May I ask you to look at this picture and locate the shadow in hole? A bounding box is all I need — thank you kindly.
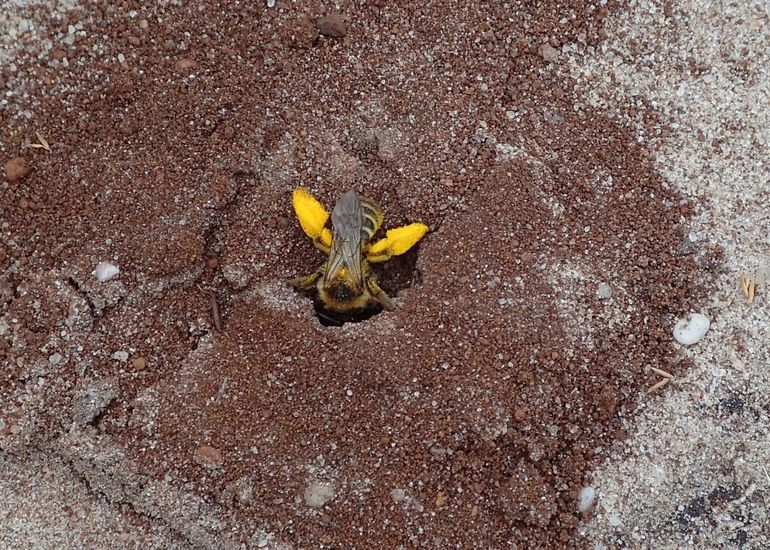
[375,245,423,296]
[314,301,383,327]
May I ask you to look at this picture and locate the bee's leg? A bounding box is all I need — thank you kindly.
[290,269,322,290]
[367,278,394,310]
[312,236,331,255]
[365,252,392,264]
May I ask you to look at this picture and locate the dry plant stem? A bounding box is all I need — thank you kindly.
[648,366,674,379]
[29,131,50,151]
[646,378,670,394]
[740,274,755,304]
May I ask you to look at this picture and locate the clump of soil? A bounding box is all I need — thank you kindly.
[1,1,708,547]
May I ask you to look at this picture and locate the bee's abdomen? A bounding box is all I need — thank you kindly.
[318,279,372,313]
[328,281,356,302]
[360,199,384,242]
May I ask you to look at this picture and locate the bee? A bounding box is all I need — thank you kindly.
[290,187,428,319]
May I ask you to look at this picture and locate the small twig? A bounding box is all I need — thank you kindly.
[649,365,674,379]
[646,378,670,394]
[210,291,222,332]
[196,284,223,332]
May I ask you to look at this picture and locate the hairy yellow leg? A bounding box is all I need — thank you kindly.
[367,278,394,310]
[290,270,322,290]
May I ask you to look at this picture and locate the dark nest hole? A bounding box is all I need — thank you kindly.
[313,245,423,328]
[313,301,383,327]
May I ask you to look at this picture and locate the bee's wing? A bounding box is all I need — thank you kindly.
[324,191,365,291]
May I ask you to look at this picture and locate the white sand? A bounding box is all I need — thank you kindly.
[566,1,770,547]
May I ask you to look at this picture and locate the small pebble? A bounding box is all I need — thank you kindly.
[49,352,63,365]
[131,356,147,370]
[672,313,710,345]
[539,43,559,62]
[597,282,613,299]
[578,486,596,512]
[175,58,197,71]
[194,445,224,469]
[429,445,447,459]
[315,14,347,37]
[304,481,335,507]
[72,381,116,425]
[94,261,120,282]
[5,157,31,182]
[112,350,129,362]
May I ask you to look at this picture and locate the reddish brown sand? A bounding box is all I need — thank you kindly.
[1,1,714,547]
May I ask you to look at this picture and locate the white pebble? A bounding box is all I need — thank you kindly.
[93,261,120,282]
[577,486,596,512]
[597,282,613,298]
[303,481,335,508]
[117,53,125,63]
[608,513,622,527]
[672,313,710,345]
[49,353,63,365]
[112,350,129,362]
[711,366,726,377]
